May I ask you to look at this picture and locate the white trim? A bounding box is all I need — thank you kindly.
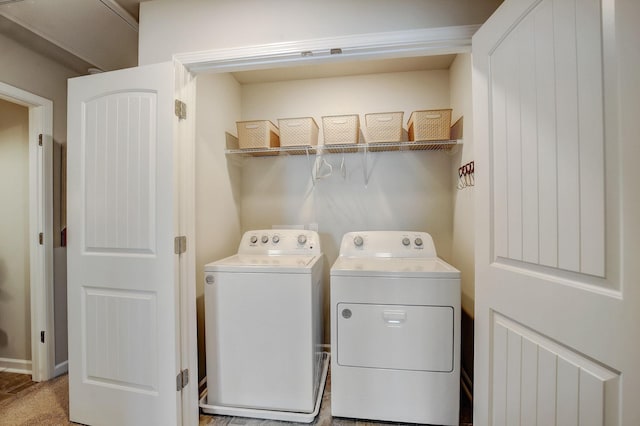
[0,358,33,375]
[97,0,139,32]
[176,25,480,74]
[0,81,55,383]
[175,60,198,426]
[54,360,69,377]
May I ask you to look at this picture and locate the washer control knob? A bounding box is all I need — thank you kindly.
[205,275,214,285]
[402,237,411,246]
[250,235,258,244]
[297,234,307,245]
[414,237,423,247]
[272,235,280,244]
[261,235,269,244]
[353,235,364,247]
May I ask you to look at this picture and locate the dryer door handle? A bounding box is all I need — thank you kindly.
[382,310,407,325]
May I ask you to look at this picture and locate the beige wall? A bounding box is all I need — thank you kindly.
[0,98,31,364]
[0,32,79,145]
[449,53,475,316]
[195,73,243,379]
[239,69,454,263]
[139,0,503,65]
[0,31,79,366]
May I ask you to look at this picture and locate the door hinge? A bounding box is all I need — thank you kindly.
[174,236,187,254]
[38,232,43,245]
[176,368,189,391]
[38,134,43,146]
[174,99,187,120]
[40,331,45,343]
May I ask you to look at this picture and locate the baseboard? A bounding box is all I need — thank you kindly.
[54,360,68,377]
[0,357,32,374]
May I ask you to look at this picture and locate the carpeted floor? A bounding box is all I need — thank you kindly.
[0,372,70,426]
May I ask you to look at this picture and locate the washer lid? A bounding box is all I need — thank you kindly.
[205,254,320,274]
[330,256,460,278]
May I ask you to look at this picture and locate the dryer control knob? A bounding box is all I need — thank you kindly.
[354,235,364,247]
[272,235,280,244]
[205,275,214,285]
[261,235,269,244]
[414,237,423,247]
[297,234,307,245]
[250,235,258,244]
[402,237,411,246]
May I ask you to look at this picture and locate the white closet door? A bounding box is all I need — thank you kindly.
[67,62,181,425]
[473,0,640,424]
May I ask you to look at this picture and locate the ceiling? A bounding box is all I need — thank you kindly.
[0,0,457,80]
[0,0,141,73]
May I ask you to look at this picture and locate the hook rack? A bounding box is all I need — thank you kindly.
[457,161,474,190]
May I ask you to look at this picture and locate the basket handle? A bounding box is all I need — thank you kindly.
[424,113,442,119]
[286,122,302,127]
[244,124,259,129]
[331,119,348,124]
[375,116,393,122]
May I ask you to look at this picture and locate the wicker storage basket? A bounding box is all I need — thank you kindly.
[365,112,404,143]
[322,114,360,145]
[407,109,452,141]
[278,117,319,147]
[236,120,280,149]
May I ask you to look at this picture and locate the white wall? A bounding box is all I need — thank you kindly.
[195,73,243,378]
[0,98,31,367]
[449,53,475,316]
[139,0,503,65]
[236,69,454,340]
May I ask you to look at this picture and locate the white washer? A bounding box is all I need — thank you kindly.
[201,229,326,422]
[330,231,460,425]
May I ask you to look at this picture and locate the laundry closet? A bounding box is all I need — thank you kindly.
[65,2,495,423]
[193,53,473,346]
[65,1,640,424]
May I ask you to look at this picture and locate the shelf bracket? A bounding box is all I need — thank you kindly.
[305,147,315,186]
[363,143,369,187]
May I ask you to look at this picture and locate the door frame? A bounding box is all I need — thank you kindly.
[171,25,478,425]
[0,81,54,382]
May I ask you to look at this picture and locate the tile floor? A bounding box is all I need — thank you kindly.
[199,372,472,426]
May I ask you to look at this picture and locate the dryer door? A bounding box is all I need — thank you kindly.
[336,303,454,372]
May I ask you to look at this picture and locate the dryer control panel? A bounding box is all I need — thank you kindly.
[338,231,437,258]
[238,229,321,256]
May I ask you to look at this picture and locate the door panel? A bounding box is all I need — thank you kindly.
[474,0,639,424]
[68,62,180,425]
[84,287,157,391]
[84,92,156,253]
[488,0,605,277]
[491,314,618,426]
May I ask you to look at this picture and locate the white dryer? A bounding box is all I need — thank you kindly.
[201,229,326,423]
[330,231,460,425]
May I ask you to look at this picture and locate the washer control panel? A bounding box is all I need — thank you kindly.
[340,231,437,258]
[238,229,321,255]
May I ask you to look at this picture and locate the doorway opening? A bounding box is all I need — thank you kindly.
[0,81,55,382]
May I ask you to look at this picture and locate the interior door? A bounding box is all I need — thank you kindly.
[473,0,640,425]
[67,62,182,425]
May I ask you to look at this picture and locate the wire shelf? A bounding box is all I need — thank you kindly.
[225,140,462,157]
